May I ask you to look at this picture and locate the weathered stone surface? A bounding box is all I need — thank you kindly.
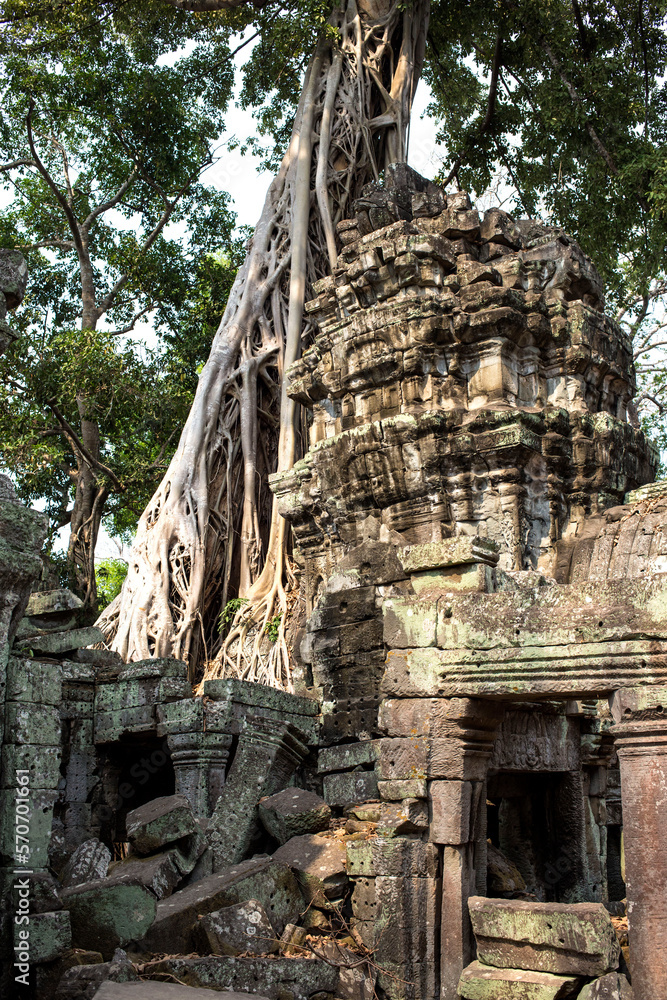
[140,956,339,1000]
[26,588,83,616]
[54,950,138,1000]
[126,794,196,854]
[346,836,440,877]
[200,899,278,956]
[140,856,302,953]
[20,908,72,962]
[458,961,581,999]
[576,973,633,999]
[429,780,472,844]
[468,897,621,976]
[25,870,62,912]
[487,843,527,897]
[93,986,270,1000]
[106,851,183,900]
[272,833,347,906]
[60,880,157,958]
[322,769,379,806]
[377,798,428,835]
[61,839,112,888]
[13,625,104,655]
[258,787,331,843]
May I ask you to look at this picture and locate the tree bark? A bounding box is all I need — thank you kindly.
[101,0,430,685]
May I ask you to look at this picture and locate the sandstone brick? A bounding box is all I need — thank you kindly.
[60,880,157,958]
[258,787,331,843]
[272,833,347,906]
[126,794,196,854]
[140,856,301,954]
[200,899,278,956]
[429,780,472,844]
[468,897,621,976]
[457,960,582,999]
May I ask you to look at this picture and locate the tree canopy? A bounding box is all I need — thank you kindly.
[2,0,667,676]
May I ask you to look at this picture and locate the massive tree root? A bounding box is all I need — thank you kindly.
[98,0,430,688]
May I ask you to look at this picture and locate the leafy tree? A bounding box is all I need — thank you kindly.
[3,0,667,687]
[0,0,240,605]
[96,556,129,607]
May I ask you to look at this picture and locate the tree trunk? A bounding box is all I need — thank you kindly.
[99,0,430,684]
[67,255,104,609]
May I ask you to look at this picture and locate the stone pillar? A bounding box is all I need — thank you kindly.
[429,702,501,1000]
[378,695,502,1000]
[208,715,309,869]
[610,686,667,1000]
[167,732,232,817]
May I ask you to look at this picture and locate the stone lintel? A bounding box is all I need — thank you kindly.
[397,538,499,574]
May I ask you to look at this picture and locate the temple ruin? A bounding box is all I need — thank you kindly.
[2,166,667,1000]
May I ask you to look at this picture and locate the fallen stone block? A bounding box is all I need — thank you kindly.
[125,794,196,854]
[94,987,270,1000]
[106,851,183,900]
[27,870,62,912]
[13,625,104,656]
[60,880,157,958]
[318,942,376,1000]
[258,787,331,843]
[34,949,104,998]
[54,949,138,1000]
[19,908,71,962]
[272,833,348,907]
[61,839,112,888]
[141,956,339,1000]
[279,922,307,954]
[576,973,633,999]
[140,856,302,954]
[487,843,527,897]
[468,897,621,977]
[458,961,582,998]
[200,898,278,956]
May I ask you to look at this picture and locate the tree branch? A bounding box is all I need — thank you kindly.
[25,99,86,255]
[82,165,140,231]
[540,37,650,212]
[443,30,502,187]
[46,397,125,493]
[0,158,37,171]
[161,0,271,10]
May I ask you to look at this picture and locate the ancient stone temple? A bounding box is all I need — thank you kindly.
[1,171,667,1000]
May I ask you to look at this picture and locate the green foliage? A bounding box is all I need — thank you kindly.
[264,612,282,643]
[425,0,667,313]
[0,0,243,592]
[95,557,128,606]
[218,596,248,633]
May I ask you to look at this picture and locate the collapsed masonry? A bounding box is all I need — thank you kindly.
[1,169,667,1000]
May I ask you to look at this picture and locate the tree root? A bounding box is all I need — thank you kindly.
[99,0,430,688]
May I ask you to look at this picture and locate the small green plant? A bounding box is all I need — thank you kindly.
[218,597,248,633]
[96,558,129,608]
[264,613,282,643]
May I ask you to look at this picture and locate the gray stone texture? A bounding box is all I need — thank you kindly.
[199,898,278,955]
[61,839,112,888]
[258,787,331,843]
[126,794,197,854]
[140,856,302,954]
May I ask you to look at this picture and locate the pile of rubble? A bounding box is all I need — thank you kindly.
[18,786,382,1000]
